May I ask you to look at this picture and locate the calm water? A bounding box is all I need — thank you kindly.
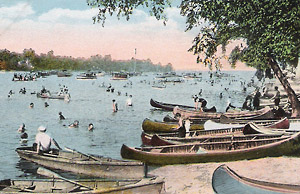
[0,71,256,179]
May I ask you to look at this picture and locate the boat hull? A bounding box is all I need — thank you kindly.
[212,164,300,194]
[0,177,164,194]
[121,132,300,165]
[16,147,144,179]
[142,118,204,133]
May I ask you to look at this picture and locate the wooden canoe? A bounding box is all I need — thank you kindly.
[150,98,195,111]
[0,177,164,194]
[144,132,283,147]
[243,122,296,135]
[16,147,144,179]
[121,132,300,165]
[212,164,300,194]
[174,106,275,120]
[142,118,204,133]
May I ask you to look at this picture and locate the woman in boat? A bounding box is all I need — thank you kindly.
[34,126,61,153]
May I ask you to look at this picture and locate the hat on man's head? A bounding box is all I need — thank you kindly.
[38,126,46,132]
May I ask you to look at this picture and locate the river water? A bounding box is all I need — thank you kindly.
[0,70,257,179]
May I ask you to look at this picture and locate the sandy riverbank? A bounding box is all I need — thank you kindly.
[151,156,300,194]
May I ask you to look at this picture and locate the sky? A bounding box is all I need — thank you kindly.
[0,0,253,71]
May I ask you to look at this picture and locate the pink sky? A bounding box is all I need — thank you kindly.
[0,3,254,71]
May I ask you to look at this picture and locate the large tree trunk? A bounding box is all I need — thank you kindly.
[269,58,300,117]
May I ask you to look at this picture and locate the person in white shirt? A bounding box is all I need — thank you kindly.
[184,119,191,137]
[35,126,61,153]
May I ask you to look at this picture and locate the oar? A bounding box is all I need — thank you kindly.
[64,147,103,161]
[37,167,92,190]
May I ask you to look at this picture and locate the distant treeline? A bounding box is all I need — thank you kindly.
[0,48,173,72]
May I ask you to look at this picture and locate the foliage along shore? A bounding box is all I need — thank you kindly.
[0,48,173,72]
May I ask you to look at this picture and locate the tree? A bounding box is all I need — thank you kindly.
[88,0,300,117]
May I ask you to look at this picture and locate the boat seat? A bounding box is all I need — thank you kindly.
[150,149,162,153]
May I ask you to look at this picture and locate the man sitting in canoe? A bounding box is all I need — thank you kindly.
[34,126,61,154]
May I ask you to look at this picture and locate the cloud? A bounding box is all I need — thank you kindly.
[38,8,97,23]
[0,2,35,19]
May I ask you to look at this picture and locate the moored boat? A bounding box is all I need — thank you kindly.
[111,72,128,80]
[174,106,275,120]
[76,72,97,80]
[143,132,283,147]
[0,177,164,194]
[16,147,145,179]
[121,132,300,165]
[142,118,204,133]
[150,98,195,111]
[212,164,300,194]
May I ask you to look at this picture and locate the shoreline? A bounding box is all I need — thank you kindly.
[151,156,300,194]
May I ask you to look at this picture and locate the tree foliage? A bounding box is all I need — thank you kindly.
[88,0,300,70]
[0,49,173,72]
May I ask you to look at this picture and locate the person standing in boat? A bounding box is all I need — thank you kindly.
[34,126,61,154]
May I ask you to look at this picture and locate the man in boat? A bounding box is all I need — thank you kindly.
[34,126,61,154]
[272,98,287,119]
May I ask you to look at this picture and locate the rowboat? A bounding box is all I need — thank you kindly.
[16,147,145,179]
[212,164,300,194]
[76,72,97,80]
[150,98,195,111]
[174,106,275,120]
[121,132,300,165]
[0,177,164,194]
[142,118,204,133]
[111,72,128,80]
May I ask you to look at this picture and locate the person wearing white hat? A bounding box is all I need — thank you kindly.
[35,126,61,153]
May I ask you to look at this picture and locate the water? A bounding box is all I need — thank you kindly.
[0,71,256,179]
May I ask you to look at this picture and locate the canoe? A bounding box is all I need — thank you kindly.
[174,106,275,120]
[212,164,300,194]
[150,98,195,111]
[121,132,300,165]
[16,147,145,179]
[142,118,204,133]
[144,132,283,147]
[243,122,297,135]
[0,177,164,194]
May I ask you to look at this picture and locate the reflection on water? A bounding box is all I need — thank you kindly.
[0,71,256,179]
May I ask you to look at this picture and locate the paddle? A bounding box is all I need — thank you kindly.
[64,147,103,162]
[37,167,92,190]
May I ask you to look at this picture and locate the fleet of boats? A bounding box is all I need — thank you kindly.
[8,71,300,193]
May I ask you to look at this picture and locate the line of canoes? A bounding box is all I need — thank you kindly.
[121,99,300,166]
